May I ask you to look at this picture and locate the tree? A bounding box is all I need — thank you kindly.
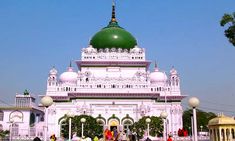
[61,115,103,139]
[220,12,235,46]
[182,109,216,135]
[130,116,163,139]
[0,130,9,139]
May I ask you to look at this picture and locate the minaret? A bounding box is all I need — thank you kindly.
[47,66,58,94]
[169,66,180,94]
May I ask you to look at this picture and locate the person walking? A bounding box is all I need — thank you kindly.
[167,135,173,141]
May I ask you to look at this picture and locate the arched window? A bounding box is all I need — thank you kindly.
[0,111,3,121]
[60,119,67,136]
[97,119,105,130]
[232,128,235,139]
[30,113,36,126]
[123,120,133,133]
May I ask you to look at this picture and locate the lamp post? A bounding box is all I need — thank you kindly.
[188,97,200,141]
[41,96,53,141]
[67,111,75,141]
[160,111,168,141]
[145,118,151,137]
[80,118,86,138]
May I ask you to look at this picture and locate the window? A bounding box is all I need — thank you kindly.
[11,123,19,136]
[97,119,105,129]
[0,111,3,121]
[30,113,35,126]
[123,120,132,133]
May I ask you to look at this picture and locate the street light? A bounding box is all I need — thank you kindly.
[67,111,75,141]
[188,97,200,141]
[41,96,53,141]
[80,118,86,138]
[200,125,203,132]
[145,118,151,137]
[160,111,168,141]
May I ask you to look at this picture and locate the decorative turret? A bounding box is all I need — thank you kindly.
[169,66,179,86]
[169,66,180,93]
[90,1,137,49]
[47,66,58,86]
[47,66,58,94]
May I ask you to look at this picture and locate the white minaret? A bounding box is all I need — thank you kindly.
[46,66,58,94]
[169,66,180,95]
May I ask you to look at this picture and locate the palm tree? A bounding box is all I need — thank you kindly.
[220,12,235,46]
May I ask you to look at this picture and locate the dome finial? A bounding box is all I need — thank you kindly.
[154,61,159,71]
[111,0,117,22]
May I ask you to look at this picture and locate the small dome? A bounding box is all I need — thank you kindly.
[170,67,178,75]
[149,66,167,83]
[60,67,78,83]
[49,67,57,75]
[208,114,235,126]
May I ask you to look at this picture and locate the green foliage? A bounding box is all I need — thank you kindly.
[61,115,103,139]
[23,89,29,95]
[130,116,163,139]
[0,130,9,138]
[183,109,216,134]
[220,12,235,46]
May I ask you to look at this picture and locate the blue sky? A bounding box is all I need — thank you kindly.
[0,0,235,116]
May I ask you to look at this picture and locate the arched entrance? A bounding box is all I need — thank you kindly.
[109,119,119,132]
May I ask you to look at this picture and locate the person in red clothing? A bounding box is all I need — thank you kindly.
[167,135,173,141]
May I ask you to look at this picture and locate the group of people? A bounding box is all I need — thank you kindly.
[104,128,136,141]
[33,134,57,141]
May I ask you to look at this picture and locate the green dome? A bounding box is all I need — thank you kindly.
[90,21,137,50]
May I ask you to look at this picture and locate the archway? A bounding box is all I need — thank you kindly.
[108,119,119,132]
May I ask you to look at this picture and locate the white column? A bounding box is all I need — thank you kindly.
[147,123,149,137]
[44,108,48,141]
[193,108,198,141]
[191,115,194,141]
[69,118,72,141]
[163,119,167,141]
[82,123,84,137]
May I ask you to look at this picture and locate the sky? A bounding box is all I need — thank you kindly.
[0,0,235,116]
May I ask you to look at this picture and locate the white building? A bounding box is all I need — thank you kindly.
[0,3,186,139]
[0,90,44,139]
[43,3,186,138]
